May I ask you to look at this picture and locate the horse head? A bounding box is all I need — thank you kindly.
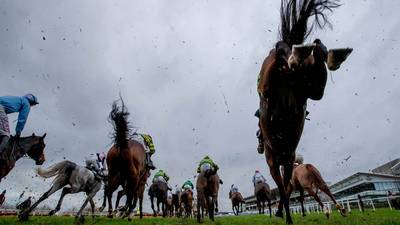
[26,133,46,165]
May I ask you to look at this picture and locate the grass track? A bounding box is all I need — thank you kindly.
[0,209,399,225]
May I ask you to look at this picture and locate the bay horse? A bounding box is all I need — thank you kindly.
[106,98,150,220]
[148,180,168,217]
[287,163,346,218]
[229,191,245,215]
[0,133,46,182]
[257,0,351,223]
[18,160,102,221]
[196,169,220,223]
[254,182,272,216]
[180,189,194,217]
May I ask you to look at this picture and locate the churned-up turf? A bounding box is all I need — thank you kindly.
[0,209,399,225]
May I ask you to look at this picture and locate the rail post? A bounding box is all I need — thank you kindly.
[370,199,375,211]
[387,197,392,210]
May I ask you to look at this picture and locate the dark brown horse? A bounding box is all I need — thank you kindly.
[0,134,46,182]
[196,171,220,223]
[257,0,350,223]
[287,163,346,218]
[180,189,194,217]
[254,182,272,216]
[149,180,168,217]
[106,99,149,220]
[229,191,245,215]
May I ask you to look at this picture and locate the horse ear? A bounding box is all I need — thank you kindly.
[32,133,36,137]
[41,133,47,139]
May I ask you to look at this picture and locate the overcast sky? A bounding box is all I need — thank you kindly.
[0,0,399,213]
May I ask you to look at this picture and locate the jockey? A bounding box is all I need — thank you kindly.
[85,152,107,177]
[252,170,266,186]
[181,180,194,191]
[197,156,219,174]
[230,184,239,193]
[153,169,172,190]
[0,94,39,153]
[135,133,156,170]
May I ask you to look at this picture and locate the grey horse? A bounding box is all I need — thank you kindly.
[18,160,102,221]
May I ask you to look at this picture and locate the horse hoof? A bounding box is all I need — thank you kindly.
[325,212,330,219]
[18,212,29,221]
[74,216,85,225]
[107,214,113,218]
[275,211,284,218]
[98,206,104,212]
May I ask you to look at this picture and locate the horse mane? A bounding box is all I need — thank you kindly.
[108,97,131,150]
[279,0,340,47]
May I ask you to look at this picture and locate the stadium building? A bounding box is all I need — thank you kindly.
[244,158,400,211]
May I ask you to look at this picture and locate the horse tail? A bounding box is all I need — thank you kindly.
[36,160,72,178]
[109,96,131,151]
[280,0,340,46]
[306,164,328,188]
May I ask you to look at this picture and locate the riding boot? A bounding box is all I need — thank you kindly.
[145,153,156,170]
[256,129,264,154]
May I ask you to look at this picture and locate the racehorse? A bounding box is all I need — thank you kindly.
[180,189,194,217]
[0,133,46,182]
[148,180,168,217]
[18,160,102,221]
[196,167,221,223]
[287,163,346,218]
[257,0,351,223]
[106,98,150,220]
[172,190,181,217]
[229,191,245,215]
[254,182,272,216]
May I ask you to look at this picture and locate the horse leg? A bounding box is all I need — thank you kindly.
[268,198,272,217]
[299,188,306,217]
[90,198,95,218]
[162,200,166,218]
[99,184,107,212]
[151,196,156,217]
[209,196,215,221]
[115,190,125,212]
[19,181,65,221]
[49,187,71,216]
[196,190,203,223]
[214,197,219,213]
[157,198,161,215]
[139,193,143,219]
[269,164,285,219]
[75,196,92,219]
[106,176,119,218]
[257,198,261,214]
[283,163,294,224]
[307,188,327,218]
[320,185,346,217]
